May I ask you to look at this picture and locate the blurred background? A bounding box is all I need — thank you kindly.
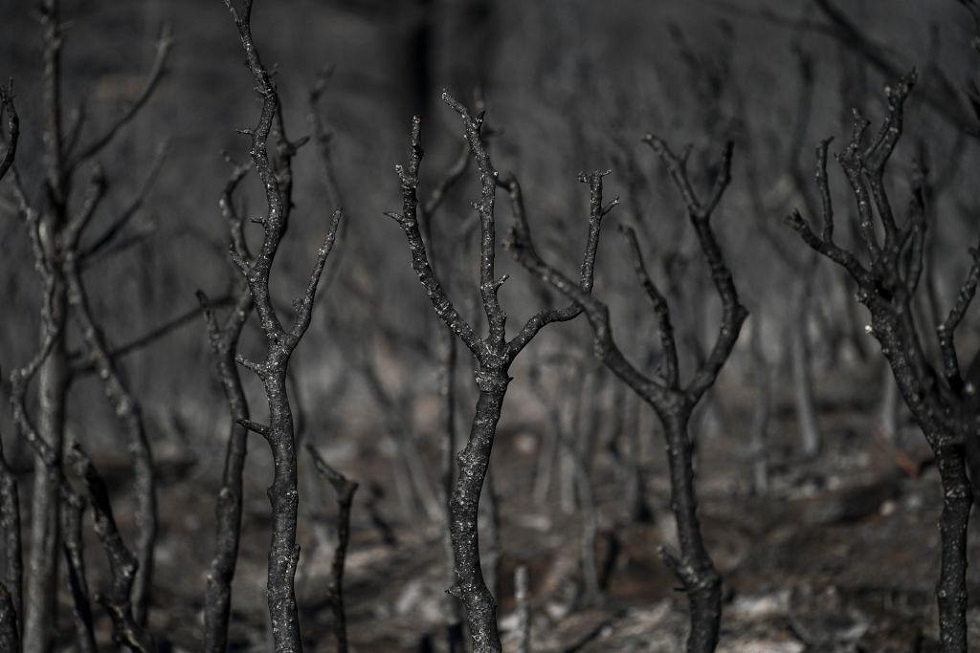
[2,1,980,649]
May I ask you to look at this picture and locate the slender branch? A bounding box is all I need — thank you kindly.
[423,137,471,218]
[66,442,154,653]
[442,92,507,346]
[939,244,980,393]
[10,326,60,470]
[287,210,343,344]
[0,429,21,643]
[61,165,108,249]
[62,490,97,653]
[63,250,157,626]
[199,157,254,651]
[389,116,480,355]
[503,171,616,358]
[620,225,679,386]
[0,584,19,653]
[80,143,168,262]
[70,296,234,374]
[0,83,19,181]
[224,0,288,341]
[69,27,173,168]
[307,445,359,653]
[643,137,747,402]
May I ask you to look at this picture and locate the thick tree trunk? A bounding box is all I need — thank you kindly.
[663,412,721,653]
[265,373,302,653]
[935,448,971,653]
[449,376,507,653]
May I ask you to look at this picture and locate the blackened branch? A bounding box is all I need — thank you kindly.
[199,155,254,653]
[80,143,168,262]
[307,444,359,653]
[504,171,614,357]
[67,442,154,653]
[620,224,679,386]
[423,137,471,217]
[903,176,927,296]
[0,584,18,653]
[62,165,108,249]
[62,249,157,626]
[508,198,669,410]
[0,420,22,642]
[642,136,746,401]
[389,116,480,355]
[62,490,97,653]
[69,26,173,169]
[224,0,288,340]
[10,325,60,469]
[785,140,874,288]
[0,84,18,180]
[70,296,235,375]
[939,244,980,392]
[442,92,507,345]
[288,209,342,343]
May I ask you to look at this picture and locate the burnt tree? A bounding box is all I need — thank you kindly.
[387,94,610,653]
[5,2,171,648]
[216,2,343,651]
[788,73,976,653]
[511,137,747,653]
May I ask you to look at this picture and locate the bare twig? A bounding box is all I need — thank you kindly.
[67,442,154,653]
[0,83,19,181]
[63,237,157,625]
[68,26,173,168]
[69,295,234,375]
[201,159,254,653]
[0,584,19,653]
[79,142,168,262]
[307,445,359,653]
[62,490,97,653]
[0,428,21,643]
